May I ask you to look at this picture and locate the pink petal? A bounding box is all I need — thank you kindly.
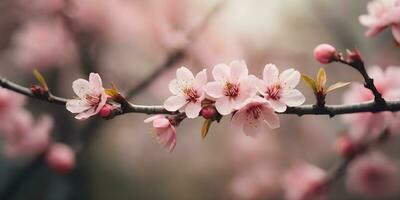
[229,60,248,83]
[194,69,207,89]
[205,81,224,98]
[89,73,103,93]
[212,63,230,82]
[156,126,176,153]
[243,118,263,137]
[255,78,268,96]
[75,107,96,120]
[231,109,246,132]
[184,102,202,118]
[392,24,400,43]
[359,15,377,27]
[269,100,287,113]
[153,117,170,128]
[176,66,194,83]
[163,95,187,111]
[94,93,108,114]
[168,79,182,95]
[279,68,300,89]
[215,96,235,115]
[72,79,90,99]
[281,89,306,107]
[66,99,90,113]
[144,115,164,123]
[263,64,279,85]
[261,106,280,129]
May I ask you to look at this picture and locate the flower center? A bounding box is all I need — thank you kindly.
[184,88,200,103]
[224,82,239,98]
[266,84,282,100]
[85,94,100,106]
[247,104,262,119]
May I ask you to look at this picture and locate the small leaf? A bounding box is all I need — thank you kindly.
[326,82,351,93]
[33,70,48,91]
[316,68,327,91]
[105,83,120,98]
[301,74,317,92]
[201,119,213,139]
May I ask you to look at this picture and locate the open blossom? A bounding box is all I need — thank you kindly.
[164,67,207,118]
[1,111,53,158]
[256,64,305,112]
[342,66,400,141]
[205,60,257,115]
[359,0,400,42]
[144,115,177,152]
[66,73,108,120]
[231,97,280,137]
[283,162,328,200]
[346,152,399,198]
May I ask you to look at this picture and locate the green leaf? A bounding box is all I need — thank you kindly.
[201,119,213,139]
[316,67,327,91]
[326,82,351,93]
[301,74,317,92]
[33,70,48,91]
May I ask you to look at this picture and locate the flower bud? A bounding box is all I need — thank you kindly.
[346,49,363,65]
[335,135,358,158]
[30,85,46,96]
[46,143,75,174]
[313,44,337,64]
[99,104,113,118]
[200,106,217,119]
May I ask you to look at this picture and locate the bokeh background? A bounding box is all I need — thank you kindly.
[0,0,400,199]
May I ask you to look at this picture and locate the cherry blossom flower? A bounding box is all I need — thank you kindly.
[66,73,108,120]
[0,88,26,121]
[1,111,53,158]
[283,162,328,200]
[346,152,399,198]
[164,67,207,118]
[144,115,177,152]
[359,0,400,42]
[342,66,400,141]
[256,64,305,112]
[12,20,77,70]
[205,60,257,115]
[231,97,280,137]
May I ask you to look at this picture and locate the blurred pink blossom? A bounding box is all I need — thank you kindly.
[342,66,400,141]
[231,97,280,137]
[256,64,305,112]
[46,143,76,174]
[205,60,257,115]
[346,152,399,198]
[144,115,177,153]
[12,20,77,70]
[1,111,53,159]
[66,73,108,120]
[231,163,281,200]
[163,67,207,118]
[0,88,25,121]
[359,0,400,42]
[283,162,328,200]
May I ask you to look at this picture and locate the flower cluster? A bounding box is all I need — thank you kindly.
[359,0,400,43]
[151,60,304,152]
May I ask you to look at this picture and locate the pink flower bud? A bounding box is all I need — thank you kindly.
[200,106,217,119]
[313,44,337,64]
[46,143,75,174]
[99,104,113,118]
[335,135,358,158]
